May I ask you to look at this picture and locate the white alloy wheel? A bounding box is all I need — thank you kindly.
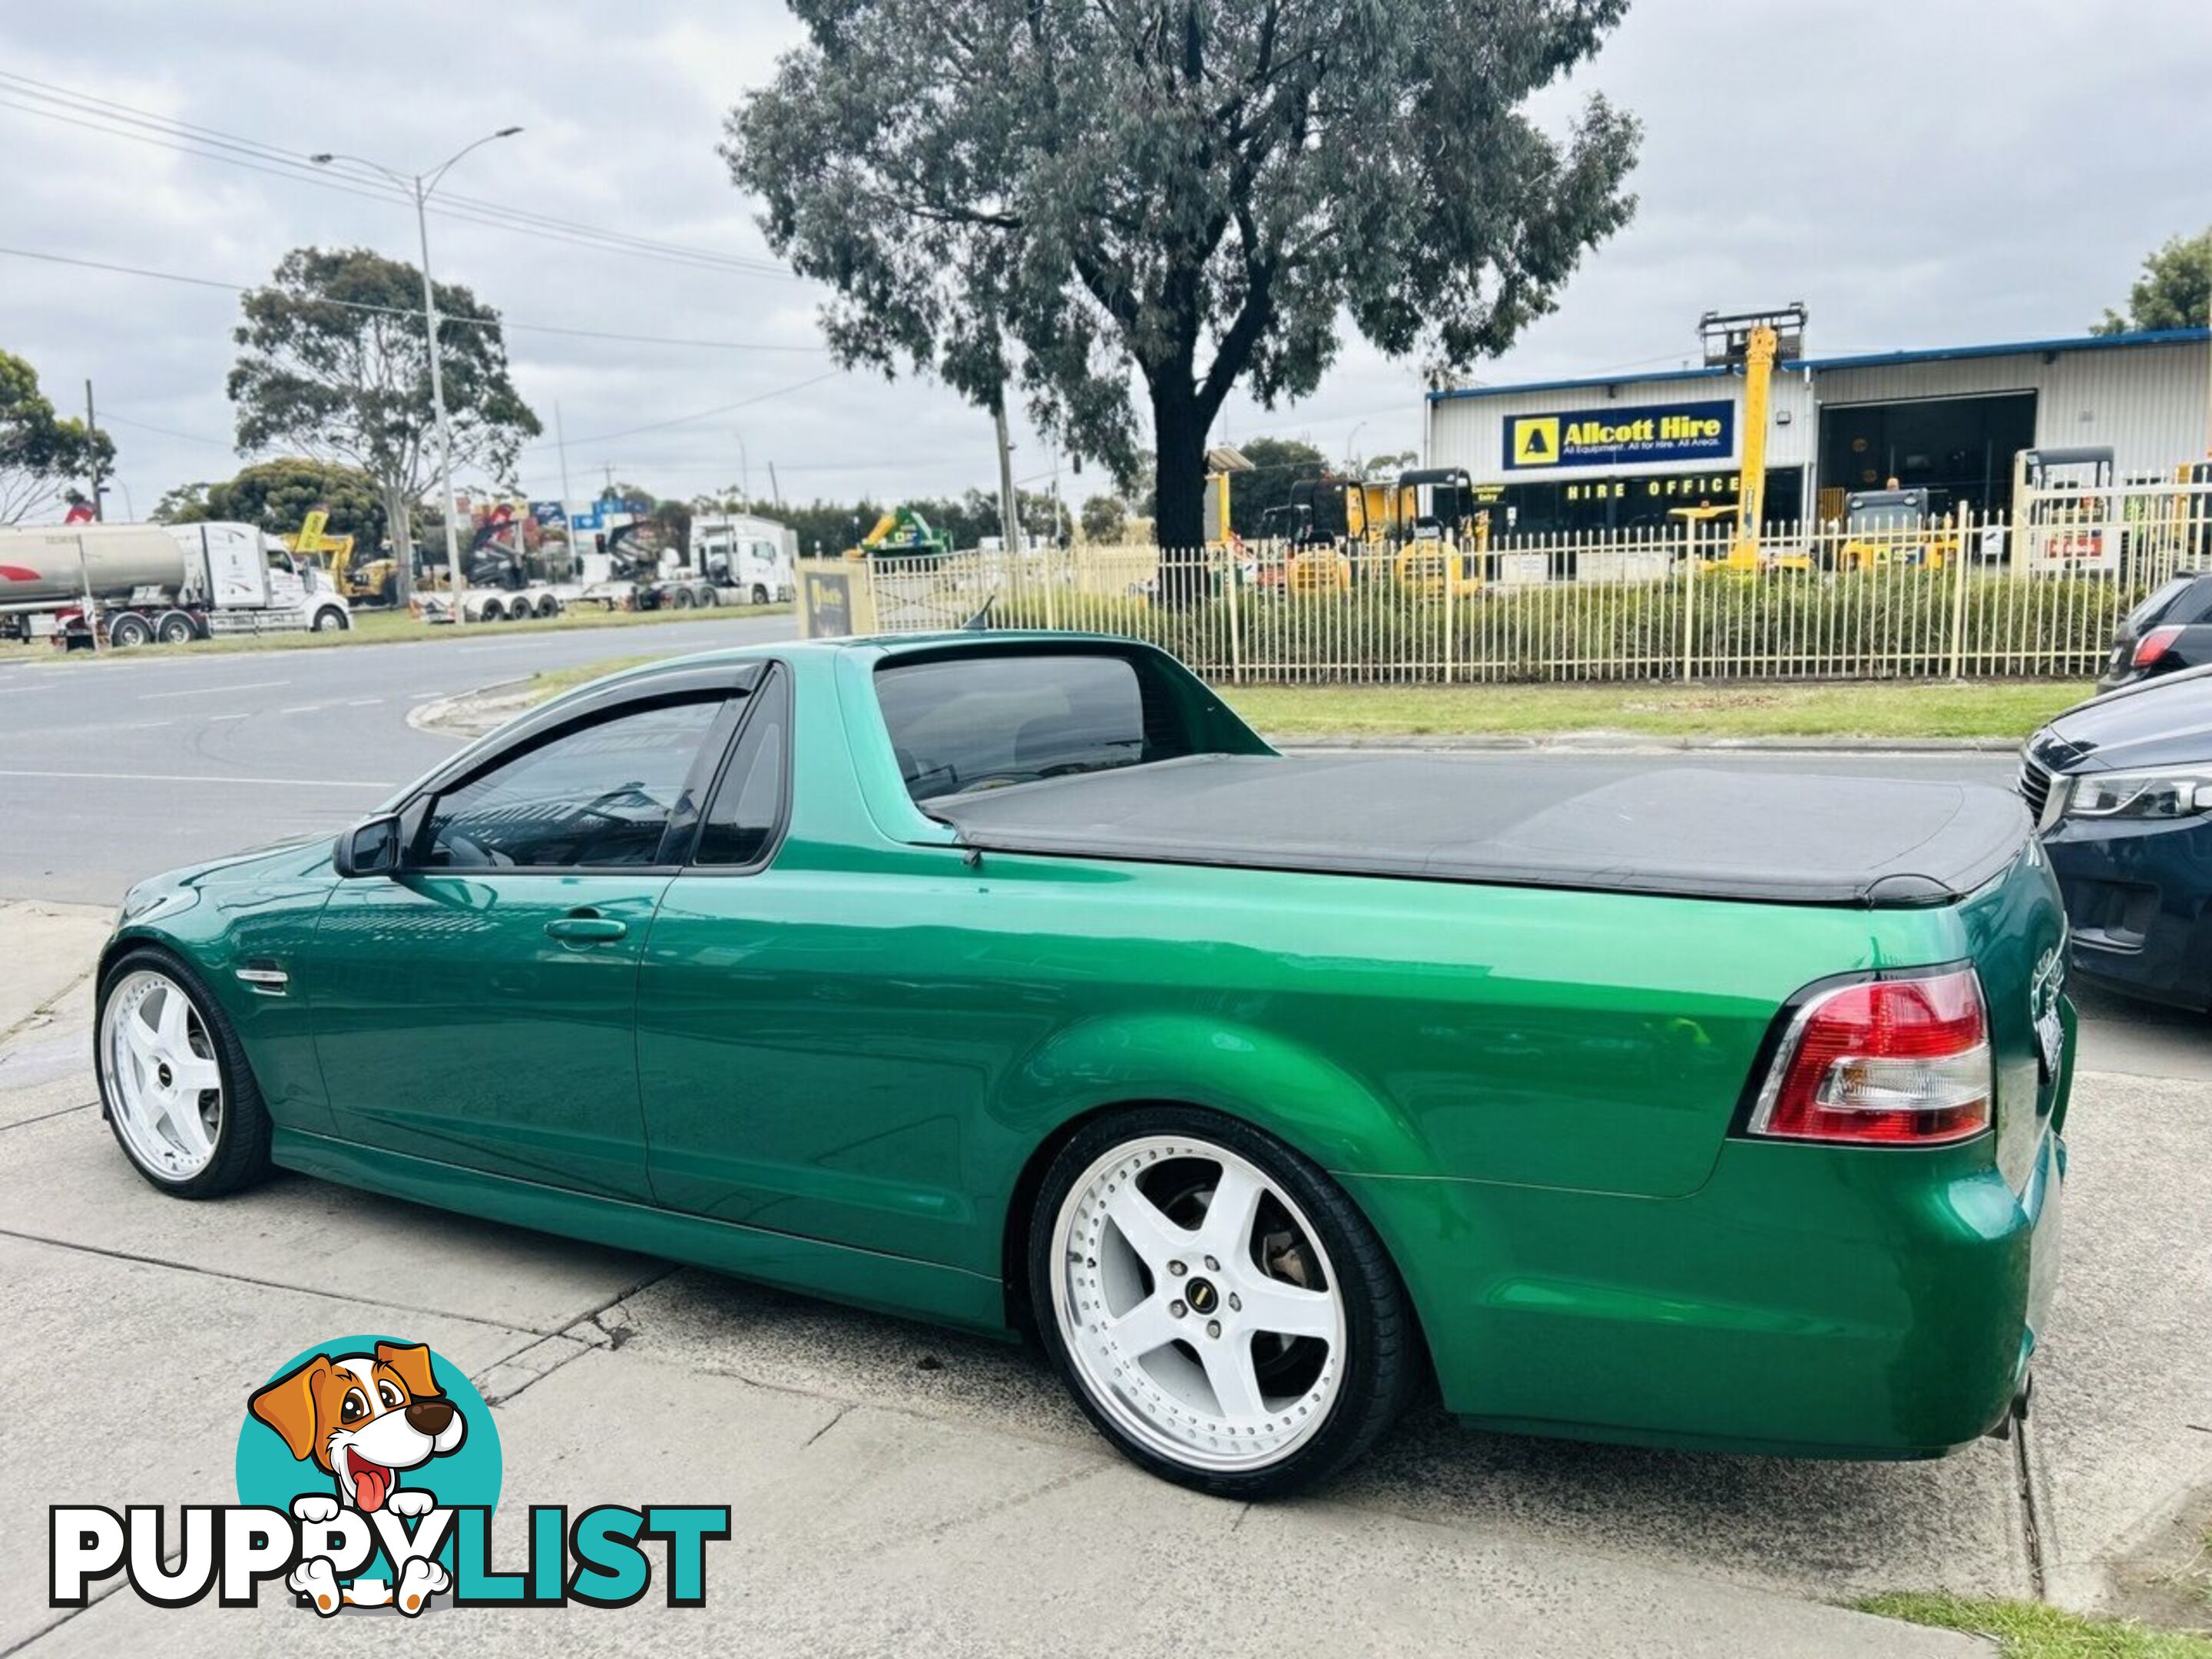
[1050,1135,1346,1473]
[100,969,224,1181]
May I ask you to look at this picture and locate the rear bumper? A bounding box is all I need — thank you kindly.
[1346,1127,2063,1458]
[2043,814,2212,1009]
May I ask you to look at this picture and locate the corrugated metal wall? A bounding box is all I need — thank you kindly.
[1813,339,2207,477]
[1433,338,2210,492]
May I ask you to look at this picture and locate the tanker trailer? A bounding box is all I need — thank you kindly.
[0,522,349,648]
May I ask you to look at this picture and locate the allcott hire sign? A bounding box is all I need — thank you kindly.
[1503,400,1735,472]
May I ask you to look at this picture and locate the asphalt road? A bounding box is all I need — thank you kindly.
[0,614,796,905]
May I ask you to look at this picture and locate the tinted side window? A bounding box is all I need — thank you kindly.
[419,697,722,869]
[876,653,1191,801]
[2168,577,2212,627]
[2128,577,2194,631]
[695,670,789,867]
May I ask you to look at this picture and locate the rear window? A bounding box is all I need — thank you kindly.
[2127,576,2199,630]
[876,651,1194,801]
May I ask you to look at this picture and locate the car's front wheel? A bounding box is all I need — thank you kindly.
[95,949,272,1199]
[1030,1107,1416,1497]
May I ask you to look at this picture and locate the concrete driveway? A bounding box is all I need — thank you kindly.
[4,889,2207,1657]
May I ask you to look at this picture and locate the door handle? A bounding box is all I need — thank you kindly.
[544,913,629,944]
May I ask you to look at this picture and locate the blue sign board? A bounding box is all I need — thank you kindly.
[530,499,567,526]
[569,505,604,532]
[1502,399,1735,472]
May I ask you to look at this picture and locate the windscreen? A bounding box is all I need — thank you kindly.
[876,651,1194,803]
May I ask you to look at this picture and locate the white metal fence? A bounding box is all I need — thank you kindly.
[804,480,2212,684]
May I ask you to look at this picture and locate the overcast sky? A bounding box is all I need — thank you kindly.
[3,0,2207,524]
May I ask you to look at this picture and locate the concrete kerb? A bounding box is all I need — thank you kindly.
[407,676,535,742]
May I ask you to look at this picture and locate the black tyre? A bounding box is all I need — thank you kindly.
[94,945,273,1200]
[1028,1104,1418,1498]
[154,610,197,645]
[751,584,770,606]
[671,585,695,610]
[312,606,349,633]
[107,611,154,648]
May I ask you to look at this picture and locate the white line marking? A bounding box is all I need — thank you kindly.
[207,712,250,722]
[142,679,288,699]
[276,704,329,714]
[0,768,392,789]
[346,698,382,707]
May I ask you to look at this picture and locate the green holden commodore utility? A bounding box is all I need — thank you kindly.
[94,633,2074,1495]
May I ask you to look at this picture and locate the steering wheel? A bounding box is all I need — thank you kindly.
[571,783,658,823]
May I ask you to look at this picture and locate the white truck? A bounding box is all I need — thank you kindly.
[690,514,797,605]
[0,521,352,648]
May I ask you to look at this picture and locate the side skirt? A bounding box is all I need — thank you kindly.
[273,1128,1012,1337]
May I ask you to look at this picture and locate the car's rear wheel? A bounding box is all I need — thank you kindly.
[1030,1107,1415,1497]
[95,949,271,1199]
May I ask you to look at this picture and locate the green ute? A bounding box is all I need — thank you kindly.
[95,631,2071,1495]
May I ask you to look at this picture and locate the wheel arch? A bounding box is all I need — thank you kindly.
[988,1012,1437,1330]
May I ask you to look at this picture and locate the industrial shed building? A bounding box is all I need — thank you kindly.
[1425,325,2210,537]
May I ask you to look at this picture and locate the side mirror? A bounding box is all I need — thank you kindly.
[334,813,402,878]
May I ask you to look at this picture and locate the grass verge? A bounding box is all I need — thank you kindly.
[1856,1593,2212,1657]
[2,600,789,663]
[1218,679,2093,741]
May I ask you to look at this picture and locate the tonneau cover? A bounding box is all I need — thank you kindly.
[929,754,2031,907]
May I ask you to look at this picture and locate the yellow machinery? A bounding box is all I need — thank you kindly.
[283,509,381,601]
[1392,543,1482,597]
[1344,482,1398,548]
[1285,549,1352,594]
[1834,488,1959,570]
[1694,305,1808,571]
[846,506,954,559]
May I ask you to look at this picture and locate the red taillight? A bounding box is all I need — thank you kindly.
[2134,624,2184,667]
[1749,969,1992,1146]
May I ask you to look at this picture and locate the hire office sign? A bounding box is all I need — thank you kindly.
[1503,399,1735,472]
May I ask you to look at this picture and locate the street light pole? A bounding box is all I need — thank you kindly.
[312,127,522,623]
[409,174,463,620]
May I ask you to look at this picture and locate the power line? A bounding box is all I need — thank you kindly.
[0,244,826,353]
[0,73,801,282]
[526,371,850,452]
[90,369,857,473]
[96,410,238,449]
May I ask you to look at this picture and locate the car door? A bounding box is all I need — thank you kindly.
[308,673,751,1200]
[634,665,981,1266]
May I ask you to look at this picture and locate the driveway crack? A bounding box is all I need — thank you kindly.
[0,1225,549,1336]
[2015,1409,2050,1599]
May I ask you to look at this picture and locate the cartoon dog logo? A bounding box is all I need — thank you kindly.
[249,1340,466,1614]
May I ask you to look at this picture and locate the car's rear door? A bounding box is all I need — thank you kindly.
[307,671,752,1200]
